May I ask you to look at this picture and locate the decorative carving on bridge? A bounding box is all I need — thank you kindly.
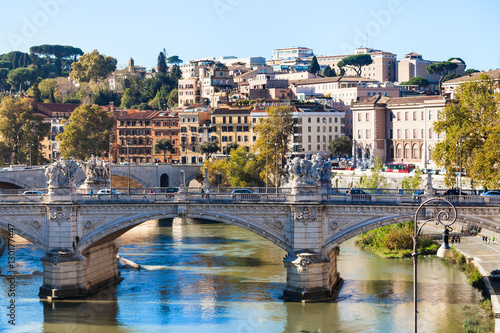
[45,158,79,188]
[329,220,339,232]
[48,207,71,225]
[293,207,317,225]
[84,220,94,230]
[284,154,333,187]
[31,220,41,230]
[178,206,187,218]
[79,155,110,185]
[274,219,284,230]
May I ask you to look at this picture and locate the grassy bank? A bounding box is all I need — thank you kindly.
[355,221,438,258]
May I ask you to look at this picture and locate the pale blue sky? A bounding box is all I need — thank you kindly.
[1,0,498,71]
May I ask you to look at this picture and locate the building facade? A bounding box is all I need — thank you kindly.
[352,95,446,168]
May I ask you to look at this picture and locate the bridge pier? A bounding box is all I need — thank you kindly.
[39,241,122,299]
[283,247,342,302]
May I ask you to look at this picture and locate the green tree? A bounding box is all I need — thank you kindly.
[400,76,430,88]
[0,60,12,70]
[0,97,49,164]
[167,55,183,65]
[465,69,480,75]
[328,136,352,157]
[223,142,238,155]
[402,169,423,189]
[426,61,458,94]
[7,67,38,91]
[154,138,175,162]
[432,73,500,189]
[322,65,336,77]
[38,78,57,101]
[308,56,320,75]
[0,68,9,91]
[157,51,167,75]
[202,158,230,187]
[198,140,220,159]
[337,54,373,77]
[358,157,387,189]
[167,88,178,108]
[57,104,115,159]
[225,146,264,187]
[120,88,134,109]
[253,105,294,186]
[69,50,117,83]
[442,73,461,82]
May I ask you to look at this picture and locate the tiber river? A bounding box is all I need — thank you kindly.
[0,218,485,332]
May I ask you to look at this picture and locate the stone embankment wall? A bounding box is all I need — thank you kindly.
[331,170,464,190]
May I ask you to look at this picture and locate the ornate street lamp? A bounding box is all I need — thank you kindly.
[412,197,457,332]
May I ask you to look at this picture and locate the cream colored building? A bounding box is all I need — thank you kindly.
[352,95,446,168]
[317,48,397,82]
[443,69,500,99]
[397,52,465,84]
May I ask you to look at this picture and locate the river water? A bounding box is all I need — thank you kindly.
[0,218,485,333]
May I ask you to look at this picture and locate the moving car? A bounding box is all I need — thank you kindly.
[97,189,121,195]
[348,188,368,195]
[481,190,500,196]
[23,190,43,195]
[491,270,500,280]
[165,187,179,193]
[231,188,259,200]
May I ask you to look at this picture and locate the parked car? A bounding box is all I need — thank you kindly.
[97,189,121,198]
[165,187,179,193]
[481,190,500,196]
[491,270,500,280]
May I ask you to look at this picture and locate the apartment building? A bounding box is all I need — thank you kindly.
[248,73,291,101]
[115,110,155,164]
[151,111,180,163]
[178,105,211,164]
[267,47,314,72]
[352,95,446,168]
[178,77,201,106]
[289,76,400,136]
[397,52,465,84]
[443,69,500,99]
[251,103,345,157]
[211,105,254,154]
[317,48,397,82]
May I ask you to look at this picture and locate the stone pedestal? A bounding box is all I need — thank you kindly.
[289,185,318,202]
[45,187,73,203]
[39,241,122,299]
[79,181,107,194]
[283,249,342,302]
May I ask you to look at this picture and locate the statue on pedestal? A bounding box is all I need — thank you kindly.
[45,158,79,188]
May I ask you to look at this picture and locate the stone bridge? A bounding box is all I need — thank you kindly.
[2,186,500,302]
[0,164,201,189]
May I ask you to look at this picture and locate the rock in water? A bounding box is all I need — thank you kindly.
[117,255,141,270]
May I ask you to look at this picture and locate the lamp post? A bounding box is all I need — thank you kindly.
[412,197,457,333]
[126,138,131,194]
[275,141,278,193]
[266,134,269,194]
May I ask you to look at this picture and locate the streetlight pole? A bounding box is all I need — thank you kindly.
[412,197,457,333]
[127,139,130,194]
[275,141,278,193]
[266,134,269,194]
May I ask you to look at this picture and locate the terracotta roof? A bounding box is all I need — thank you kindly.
[114,109,157,119]
[290,76,378,85]
[405,52,421,56]
[212,106,254,115]
[354,95,445,107]
[443,69,500,85]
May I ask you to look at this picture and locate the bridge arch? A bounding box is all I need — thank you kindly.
[0,220,48,250]
[322,212,500,254]
[0,177,31,189]
[109,171,149,188]
[77,210,288,253]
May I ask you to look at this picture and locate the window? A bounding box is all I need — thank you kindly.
[429,128,433,139]
[405,112,409,121]
[308,126,311,132]
[413,144,418,159]
[229,116,233,123]
[308,136,311,143]
[413,129,417,138]
[397,129,401,138]
[389,129,393,139]
[429,111,432,120]
[358,129,362,139]
[405,144,410,159]
[397,112,401,121]
[317,118,320,123]
[223,116,226,124]
[396,144,402,158]
[308,117,311,123]
[358,113,362,121]
[365,129,370,139]
[413,111,417,120]
[365,113,369,121]
[405,129,409,138]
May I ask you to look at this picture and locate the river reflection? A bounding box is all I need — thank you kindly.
[0,218,485,332]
